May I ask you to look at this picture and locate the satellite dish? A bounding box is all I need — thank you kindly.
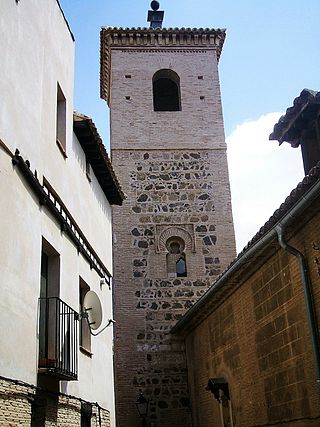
[83,291,103,330]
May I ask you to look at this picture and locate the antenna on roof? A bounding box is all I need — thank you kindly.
[147,1,164,29]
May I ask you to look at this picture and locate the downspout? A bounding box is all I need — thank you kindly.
[275,224,320,385]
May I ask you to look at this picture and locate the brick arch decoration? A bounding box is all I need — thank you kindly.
[157,226,195,252]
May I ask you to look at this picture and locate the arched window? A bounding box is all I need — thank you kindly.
[153,69,181,112]
[176,257,187,277]
[166,237,187,277]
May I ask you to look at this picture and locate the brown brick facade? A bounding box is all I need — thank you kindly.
[0,377,111,427]
[0,378,33,426]
[182,206,320,427]
[101,27,236,427]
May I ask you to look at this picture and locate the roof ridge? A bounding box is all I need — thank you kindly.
[101,26,226,32]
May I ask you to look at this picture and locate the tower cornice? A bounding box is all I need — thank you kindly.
[100,27,226,103]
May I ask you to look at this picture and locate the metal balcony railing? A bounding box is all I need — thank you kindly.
[38,297,78,380]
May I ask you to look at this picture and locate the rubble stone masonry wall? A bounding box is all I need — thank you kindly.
[112,147,236,427]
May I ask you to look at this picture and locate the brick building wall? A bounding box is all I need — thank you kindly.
[0,378,33,426]
[0,377,111,427]
[112,148,235,427]
[100,28,236,427]
[182,204,320,427]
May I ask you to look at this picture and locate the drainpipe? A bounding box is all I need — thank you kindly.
[275,224,320,385]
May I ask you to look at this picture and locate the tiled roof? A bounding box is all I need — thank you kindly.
[101,26,226,33]
[269,89,320,146]
[171,162,320,334]
[73,112,125,205]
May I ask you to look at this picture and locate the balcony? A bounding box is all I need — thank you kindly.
[38,297,78,380]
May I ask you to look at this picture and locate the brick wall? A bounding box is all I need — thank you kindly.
[0,377,111,427]
[0,378,33,426]
[184,208,320,427]
[109,47,225,151]
[107,30,236,427]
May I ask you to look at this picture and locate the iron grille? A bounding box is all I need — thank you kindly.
[38,297,78,380]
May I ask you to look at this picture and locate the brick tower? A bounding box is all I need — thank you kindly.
[100,4,236,426]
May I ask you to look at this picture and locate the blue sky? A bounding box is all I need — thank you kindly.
[59,0,320,251]
[60,0,320,142]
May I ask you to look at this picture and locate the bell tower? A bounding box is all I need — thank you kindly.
[100,3,236,426]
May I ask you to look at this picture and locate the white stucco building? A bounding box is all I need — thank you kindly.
[0,1,123,425]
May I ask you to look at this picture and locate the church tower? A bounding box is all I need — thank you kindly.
[100,3,236,426]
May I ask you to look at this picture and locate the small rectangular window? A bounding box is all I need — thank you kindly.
[79,278,91,355]
[125,74,132,78]
[86,160,91,182]
[198,76,203,80]
[56,83,67,156]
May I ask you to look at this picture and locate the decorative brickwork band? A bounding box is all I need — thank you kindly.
[156,224,195,252]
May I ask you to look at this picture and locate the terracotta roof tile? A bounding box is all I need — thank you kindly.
[269,88,320,146]
[73,112,125,205]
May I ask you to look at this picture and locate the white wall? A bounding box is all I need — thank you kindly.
[0,0,115,423]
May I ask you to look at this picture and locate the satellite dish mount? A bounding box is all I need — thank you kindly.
[81,290,115,336]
